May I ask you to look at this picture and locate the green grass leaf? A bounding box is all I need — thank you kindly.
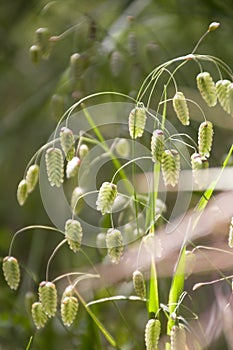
[148,256,159,315]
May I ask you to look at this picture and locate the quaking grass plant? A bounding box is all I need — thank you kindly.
[3,21,233,349]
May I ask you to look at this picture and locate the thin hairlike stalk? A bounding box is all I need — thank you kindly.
[46,239,67,281]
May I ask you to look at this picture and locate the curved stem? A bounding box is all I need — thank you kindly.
[46,239,67,281]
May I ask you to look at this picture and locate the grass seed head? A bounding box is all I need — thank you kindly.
[106,228,123,264]
[216,79,231,113]
[172,91,190,125]
[133,270,146,299]
[65,219,83,253]
[171,325,186,350]
[128,103,147,139]
[61,296,79,327]
[196,71,217,107]
[115,138,130,157]
[31,302,48,329]
[35,27,50,59]
[161,150,180,187]
[66,157,80,179]
[17,179,28,206]
[26,164,39,193]
[198,121,213,158]
[145,318,161,350]
[2,256,20,290]
[151,129,165,163]
[96,182,117,215]
[38,281,57,318]
[45,147,64,187]
[60,127,75,161]
[79,144,89,159]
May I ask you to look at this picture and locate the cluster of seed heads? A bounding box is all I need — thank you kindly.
[145,318,161,350]
[2,256,20,290]
[128,103,147,139]
[133,270,146,299]
[170,324,186,350]
[17,164,39,206]
[96,182,117,215]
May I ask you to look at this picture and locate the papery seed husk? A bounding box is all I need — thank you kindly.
[128,104,147,139]
[196,72,217,107]
[145,319,161,350]
[106,228,123,264]
[79,144,89,159]
[198,121,213,158]
[45,147,64,187]
[66,157,80,179]
[172,91,190,125]
[216,79,231,113]
[38,281,57,317]
[96,182,117,215]
[26,165,39,193]
[133,270,146,299]
[65,219,83,253]
[17,179,28,206]
[60,127,75,161]
[2,256,20,290]
[151,129,165,163]
[31,302,48,329]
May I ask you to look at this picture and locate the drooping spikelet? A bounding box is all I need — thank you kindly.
[216,79,231,113]
[115,138,130,157]
[2,256,20,290]
[61,296,79,327]
[66,157,80,179]
[35,27,50,59]
[65,219,83,252]
[26,164,39,193]
[151,129,165,163]
[96,182,117,215]
[71,186,84,215]
[171,325,186,350]
[227,82,233,116]
[38,281,57,318]
[161,150,180,187]
[29,45,41,64]
[45,147,64,187]
[196,72,217,107]
[198,121,213,158]
[60,127,75,161]
[17,179,28,206]
[228,217,233,248]
[172,92,190,125]
[31,302,48,329]
[133,270,146,299]
[128,103,147,139]
[78,144,89,159]
[106,228,123,264]
[145,319,161,350]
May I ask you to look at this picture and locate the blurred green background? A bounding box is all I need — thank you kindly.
[0,0,233,349]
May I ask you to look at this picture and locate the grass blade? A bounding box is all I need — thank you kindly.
[148,256,159,315]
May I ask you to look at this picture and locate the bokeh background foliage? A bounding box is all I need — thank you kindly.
[0,0,233,349]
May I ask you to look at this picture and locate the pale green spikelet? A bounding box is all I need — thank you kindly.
[145,318,161,350]
[61,296,79,327]
[96,182,117,215]
[133,270,146,299]
[17,179,28,206]
[60,127,75,161]
[151,129,165,163]
[161,150,180,187]
[31,302,48,329]
[2,256,20,290]
[196,71,217,107]
[38,281,57,318]
[26,164,39,193]
[35,27,50,59]
[228,217,233,248]
[115,138,130,157]
[65,219,83,252]
[106,228,123,264]
[185,250,196,279]
[198,121,213,158]
[191,153,203,185]
[227,82,233,116]
[71,186,84,215]
[45,147,64,187]
[128,103,147,139]
[216,79,231,113]
[66,157,80,179]
[79,144,89,159]
[208,22,220,32]
[172,91,190,125]
[171,325,186,350]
